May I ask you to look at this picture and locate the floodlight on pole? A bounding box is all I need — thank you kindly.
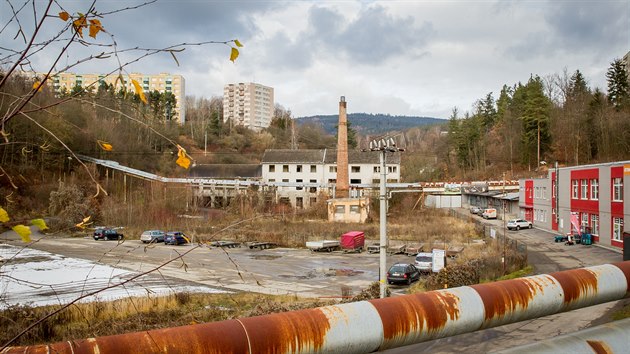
[364,136,404,299]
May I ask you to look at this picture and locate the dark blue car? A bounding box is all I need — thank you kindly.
[164,231,189,245]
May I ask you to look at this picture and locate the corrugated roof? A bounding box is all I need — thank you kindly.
[261,149,401,165]
[188,164,261,178]
[261,149,326,163]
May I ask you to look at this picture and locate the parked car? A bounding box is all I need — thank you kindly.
[140,230,166,243]
[164,231,189,245]
[507,219,532,230]
[387,263,421,285]
[470,206,481,214]
[414,252,433,273]
[93,228,124,241]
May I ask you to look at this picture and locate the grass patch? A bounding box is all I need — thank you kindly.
[612,302,630,320]
[0,292,332,347]
[493,265,534,281]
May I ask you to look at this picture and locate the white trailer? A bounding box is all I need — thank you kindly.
[306,240,341,252]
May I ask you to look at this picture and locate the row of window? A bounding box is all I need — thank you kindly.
[573,212,624,241]
[267,164,398,174]
[571,178,623,201]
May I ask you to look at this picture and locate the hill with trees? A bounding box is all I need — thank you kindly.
[295,113,445,136]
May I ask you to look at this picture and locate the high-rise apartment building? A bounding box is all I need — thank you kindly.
[223,82,274,131]
[44,72,186,124]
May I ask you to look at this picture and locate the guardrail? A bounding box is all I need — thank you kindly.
[4,261,630,353]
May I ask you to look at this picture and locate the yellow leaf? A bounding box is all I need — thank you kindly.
[72,16,87,37]
[12,225,31,243]
[32,81,43,92]
[234,39,243,48]
[97,140,113,151]
[31,219,48,230]
[176,145,191,169]
[59,11,70,21]
[131,79,148,104]
[0,207,9,223]
[230,47,239,62]
[88,19,103,38]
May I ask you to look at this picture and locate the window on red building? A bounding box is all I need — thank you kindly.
[591,214,599,235]
[572,180,578,199]
[613,178,623,201]
[580,179,588,199]
[590,179,599,200]
[613,217,623,241]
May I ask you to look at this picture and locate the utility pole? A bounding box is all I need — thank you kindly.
[502,172,506,274]
[365,137,404,298]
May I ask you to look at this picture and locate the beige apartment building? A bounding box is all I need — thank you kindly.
[46,72,186,124]
[223,82,274,131]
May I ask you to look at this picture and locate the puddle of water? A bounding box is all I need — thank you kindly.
[278,268,364,279]
[250,255,282,260]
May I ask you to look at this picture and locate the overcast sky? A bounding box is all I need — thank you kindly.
[3,0,629,119]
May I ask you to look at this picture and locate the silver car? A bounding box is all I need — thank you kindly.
[507,219,532,230]
[140,230,166,243]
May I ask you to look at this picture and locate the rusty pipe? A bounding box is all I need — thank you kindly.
[4,262,630,354]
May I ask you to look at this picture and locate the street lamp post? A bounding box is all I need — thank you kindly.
[365,138,404,298]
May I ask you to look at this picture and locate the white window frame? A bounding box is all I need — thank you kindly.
[591,214,599,235]
[613,217,623,241]
[572,180,578,199]
[329,166,337,173]
[613,177,623,201]
[590,179,599,200]
[581,179,588,200]
[581,213,588,229]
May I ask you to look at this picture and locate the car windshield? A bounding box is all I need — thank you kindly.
[416,256,432,262]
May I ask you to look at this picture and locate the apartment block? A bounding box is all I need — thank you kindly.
[45,72,186,124]
[520,161,629,249]
[223,82,274,131]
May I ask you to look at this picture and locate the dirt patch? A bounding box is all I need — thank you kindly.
[278,268,364,279]
[0,255,57,265]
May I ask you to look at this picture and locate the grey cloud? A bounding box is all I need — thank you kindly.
[544,1,628,50]
[336,6,433,64]
[259,4,433,70]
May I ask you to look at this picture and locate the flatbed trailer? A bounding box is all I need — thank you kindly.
[306,240,341,252]
[246,241,278,250]
[210,240,241,248]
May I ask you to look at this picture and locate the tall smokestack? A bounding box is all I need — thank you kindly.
[336,96,349,198]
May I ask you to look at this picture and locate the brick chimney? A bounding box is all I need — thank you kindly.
[336,96,349,198]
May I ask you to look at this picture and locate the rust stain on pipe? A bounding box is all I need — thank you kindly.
[3,320,249,354]
[550,268,598,304]
[470,277,543,321]
[586,340,613,354]
[370,291,460,340]
[239,307,331,353]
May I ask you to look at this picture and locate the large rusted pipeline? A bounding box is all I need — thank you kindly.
[3,262,630,354]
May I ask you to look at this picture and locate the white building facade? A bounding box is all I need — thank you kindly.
[261,149,401,208]
[223,82,274,131]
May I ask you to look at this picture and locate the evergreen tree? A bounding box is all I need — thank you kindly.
[520,76,552,167]
[606,58,629,110]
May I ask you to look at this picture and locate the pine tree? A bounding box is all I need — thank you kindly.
[606,58,629,110]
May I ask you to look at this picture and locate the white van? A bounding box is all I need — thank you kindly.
[482,208,497,219]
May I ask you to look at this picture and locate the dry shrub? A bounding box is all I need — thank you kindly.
[343,282,390,302]
[425,261,480,290]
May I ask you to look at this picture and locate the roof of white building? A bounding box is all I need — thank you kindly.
[261,149,401,164]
